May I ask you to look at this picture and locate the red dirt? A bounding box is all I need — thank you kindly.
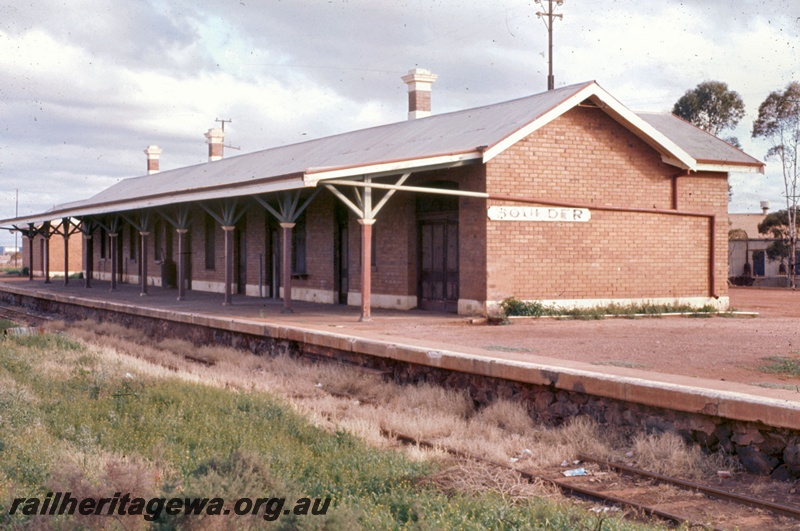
[334,287,800,398]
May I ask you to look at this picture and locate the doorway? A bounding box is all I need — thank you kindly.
[334,203,349,304]
[235,218,247,295]
[752,250,766,277]
[417,182,459,312]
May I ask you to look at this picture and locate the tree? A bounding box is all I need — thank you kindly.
[673,81,746,137]
[752,82,800,289]
[757,209,800,273]
[673,81,745,200]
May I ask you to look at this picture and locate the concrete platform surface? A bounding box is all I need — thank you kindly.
[1,277,799,430]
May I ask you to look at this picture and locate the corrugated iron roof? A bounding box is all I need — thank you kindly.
[637,112,763,168]
[2,81,765,226]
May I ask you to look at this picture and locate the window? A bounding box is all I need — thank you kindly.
[292,212,307,275]
[205,214,216,270]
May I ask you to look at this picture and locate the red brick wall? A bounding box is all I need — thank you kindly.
[24,232,83,276]
[345,188,415,296]
[40,105,730,312]
[676,172,729,298]
[484,107,729,304]
[345,165,486,303]
[294,193,335,293]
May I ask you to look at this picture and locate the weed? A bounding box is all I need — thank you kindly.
[0,319,16,334]
[473,399,535,435]
[0,324,667,530]
[751,381,800,392]
[500,297,718,320]
[592,360,649,369]
[629,431,707,480]
[11,332,83,352]
[758,356,800,377]
[483,345,534,353]
[499,297,546,317]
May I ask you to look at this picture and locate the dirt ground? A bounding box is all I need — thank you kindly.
[321,287,800,397]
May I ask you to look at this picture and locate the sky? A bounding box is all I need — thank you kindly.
[0,0,798,248]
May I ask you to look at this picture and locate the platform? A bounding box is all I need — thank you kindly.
[1,277,798,431]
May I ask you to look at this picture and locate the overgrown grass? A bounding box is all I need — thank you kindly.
[482,345,534,353]
[751,381,800,392]
[758,356,800,378]
[591,360,649,369]
[500,297,718,320]
[0,319,16,334]
[0,329,660,530]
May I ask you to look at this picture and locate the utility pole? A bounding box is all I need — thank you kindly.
[215,117,232,132]
[215,117,241,152]
[535,0,564,91]
[14,188,18,269]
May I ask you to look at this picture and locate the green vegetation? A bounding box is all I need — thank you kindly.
[591,360,649,370]
[49,272,84,280]
[499,297,717,320]
[0,319,16,334]
[758,356,800,378]
[482,345,534,353]
[751,381,800,392]
[0,330,659,530]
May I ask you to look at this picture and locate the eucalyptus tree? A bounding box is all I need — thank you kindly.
[752,82,800,288]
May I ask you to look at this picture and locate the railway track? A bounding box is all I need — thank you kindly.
[380,429,800,530]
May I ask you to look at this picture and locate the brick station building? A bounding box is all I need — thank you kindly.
[5,73,764,319]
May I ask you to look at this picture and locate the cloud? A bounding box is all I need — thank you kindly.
[0,0,799,245]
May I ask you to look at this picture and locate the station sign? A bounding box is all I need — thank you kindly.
[487,206,591,223]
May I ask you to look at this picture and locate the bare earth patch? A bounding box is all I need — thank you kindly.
[319,287,800,395]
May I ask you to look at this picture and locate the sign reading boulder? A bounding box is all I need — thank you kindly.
[487,206,591,222]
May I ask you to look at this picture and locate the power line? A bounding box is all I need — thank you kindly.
[535,0,564,91]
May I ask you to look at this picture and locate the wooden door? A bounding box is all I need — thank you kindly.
[418,218,459,312]
[753,250,765,277]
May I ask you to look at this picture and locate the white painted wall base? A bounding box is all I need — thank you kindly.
[278,287,335,305]
[32,269,82,277]
[457,299,486,316]
[94,272,166,287]
[189,280,226,294]
[347,292,418,311]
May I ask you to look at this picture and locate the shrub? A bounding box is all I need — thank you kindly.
[499,297,546,317]
[500,297,718,319]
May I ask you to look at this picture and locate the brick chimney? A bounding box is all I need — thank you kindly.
[401,68,438,120]
[204,127,224,162]
[144,145,162,174]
